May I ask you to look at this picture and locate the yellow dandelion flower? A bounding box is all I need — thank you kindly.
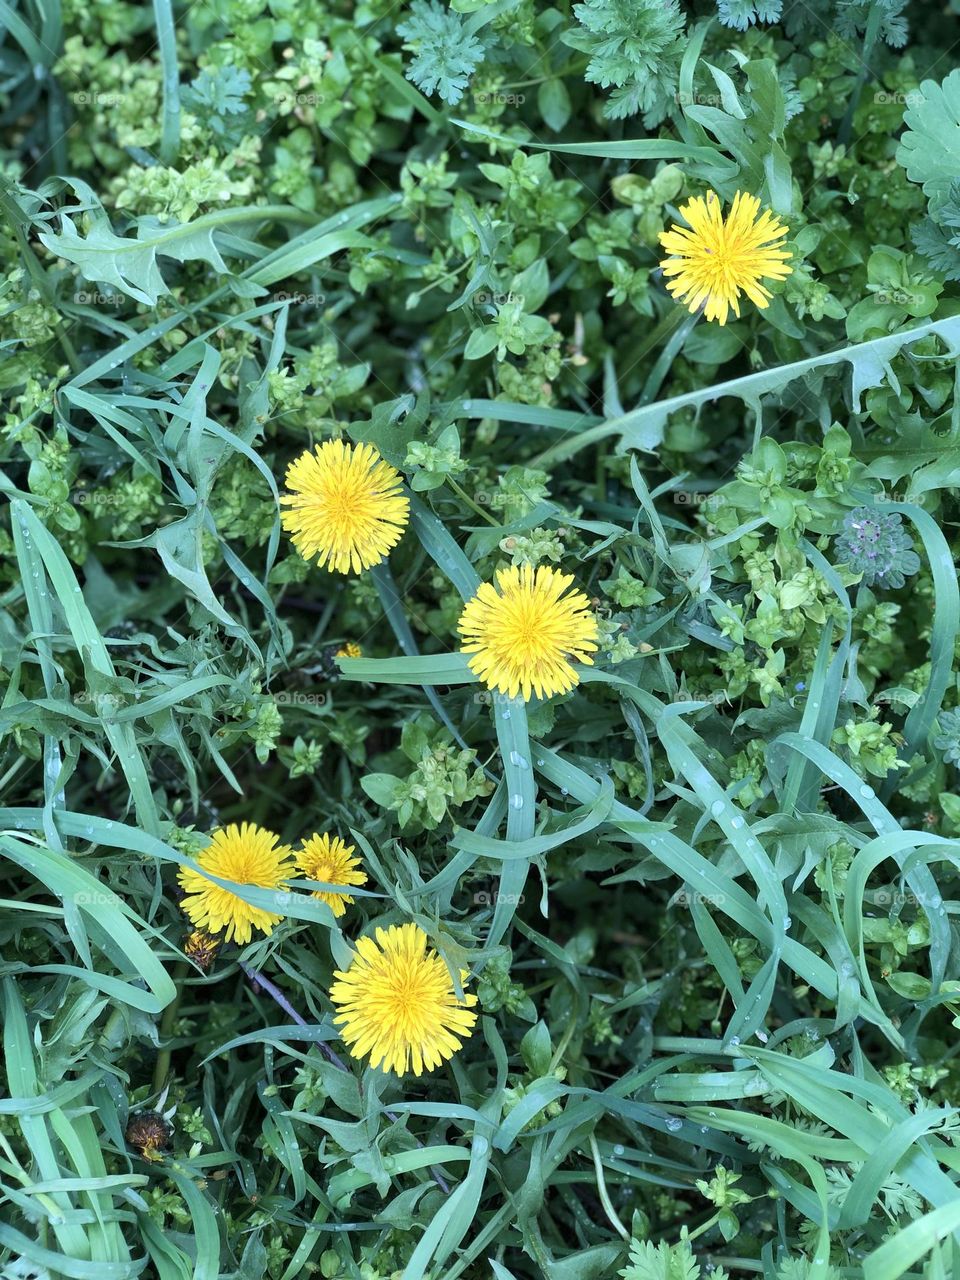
[335,642,363,659]
[658,190,792,326]
[458,564,599,702]
[280,440,409,574]
[295,832,367,918]
[177,822,296,945]
[330,923,478,1076]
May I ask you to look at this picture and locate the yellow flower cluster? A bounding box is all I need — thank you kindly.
[280,440,601,705]
[178,825,476,1077]
[178,824,366,945]
[197,193,789,1075]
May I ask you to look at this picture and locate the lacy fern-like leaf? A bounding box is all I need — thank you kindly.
[778,0,906,42]
[182,65,252,146]
[912,218,960,281]
[621,1234,700,1280]
[836,0,908,46]
[779,0,832,37]
[911,211,960,281]
[562,0,686,124]
[716,0,783,31]
[778,1258,841,1280]
[397,0,485,105]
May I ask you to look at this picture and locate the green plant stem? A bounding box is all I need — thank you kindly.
[838,4,882,146]
[152,961,189,1095]
[594,441,608,504]
[588,1133,630,1241]
[548,1015,577,1073]
[634,301,689,364]
[0,756,27,797]
[638,309,700,406]
[448,476,500,526]
[688,1210,722,1242]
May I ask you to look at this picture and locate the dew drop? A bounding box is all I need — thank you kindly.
[536,758,545,766]
[613,1144,624,1156]
[560,787,568,796]
[728,1035,741,1047]
[664,1116,683,1132]
[859,784,875,799]
[510,750,529,769]
[502,709,511,720]
[783,916,792,929]
[710,800,724,818]
[731,816,744,829]
[509,794,524,810]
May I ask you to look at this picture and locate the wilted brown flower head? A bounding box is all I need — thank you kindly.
[125,1111,172,1160]
[184,929,220,971]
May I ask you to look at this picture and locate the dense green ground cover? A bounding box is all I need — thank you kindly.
[5,0,960,1276]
